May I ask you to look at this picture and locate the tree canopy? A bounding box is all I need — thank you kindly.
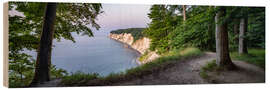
[144,5,265,54]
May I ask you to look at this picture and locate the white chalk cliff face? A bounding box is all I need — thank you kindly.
[109,33,160,64]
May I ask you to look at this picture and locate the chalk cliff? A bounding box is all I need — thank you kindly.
[109,33,159,64]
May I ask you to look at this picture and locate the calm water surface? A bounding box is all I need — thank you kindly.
[28,31,140,76]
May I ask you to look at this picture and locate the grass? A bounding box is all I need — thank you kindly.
[138,51,149,62]
[201,60,218,72]
[230,48,265,69]
[162,47,202,57]
[61,72,99,86]
[60,47,203,86]
[199,60,218,79]
[199,71,209,79]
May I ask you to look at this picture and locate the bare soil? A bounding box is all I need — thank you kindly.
[205,60,265,83]
[113,52,265,85]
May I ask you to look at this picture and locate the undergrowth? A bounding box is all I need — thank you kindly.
[230,48,265,69]
[199,60,218,79]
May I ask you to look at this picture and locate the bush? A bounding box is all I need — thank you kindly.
[8,53,67,88]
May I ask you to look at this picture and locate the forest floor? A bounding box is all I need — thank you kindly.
[35,52,265,87]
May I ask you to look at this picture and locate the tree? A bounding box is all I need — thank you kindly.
[182,5,186,21]
[144,5,180,53]
[8,2,103,86]
[30,3,58,85]
[169,6,216,51]
[237,7,249,54]
[215,7,235,69]
[233,19,239,45]
[239,16,248,54]
[247,7,265,48]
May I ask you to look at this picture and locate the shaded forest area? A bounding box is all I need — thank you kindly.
[8,2,265,87]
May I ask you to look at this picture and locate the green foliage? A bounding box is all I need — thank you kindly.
[169,6,216,51]
[9,54,68,88]
[138,51,149,62]
[199,71,208,79]
[179,47,202,56]
[230,48,265,68]
[8,53,35,88]
[50,65,68,79]
[8,2,103,87]
[202,60,218,72]
[61,72,99,86]
[8,16,39,87]
[143,5,180,52]
[144,5,217,53]
[110,28,145,41]
[145,5,265,53]
[9,2,103,42]
[199,60,218,79]
[247,8,265,48]
[227,7,265,50]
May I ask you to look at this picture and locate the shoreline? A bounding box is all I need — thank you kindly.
[108,36,143,65]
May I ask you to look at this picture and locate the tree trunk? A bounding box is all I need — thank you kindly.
[233,19,239,44]
[239,17,248,54]
[30,3,57,86]
[215,7,235,70]
[182,5,186,21]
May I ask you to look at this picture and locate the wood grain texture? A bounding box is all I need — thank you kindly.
[3,2,9,87]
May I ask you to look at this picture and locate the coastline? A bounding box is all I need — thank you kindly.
[108,37,143,65]
[108,33,160,64]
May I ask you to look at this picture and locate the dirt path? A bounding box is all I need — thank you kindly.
[112,52,216,85]
[35,52,265,87]
[113,52,265,85]
[206,60,265,83]
[33,79,61,87]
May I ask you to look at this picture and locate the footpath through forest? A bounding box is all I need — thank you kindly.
[35,52,265,87]
[113,52,265,85]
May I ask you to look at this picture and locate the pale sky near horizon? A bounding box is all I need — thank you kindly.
[9,3,152,36]
[94,4,151,35]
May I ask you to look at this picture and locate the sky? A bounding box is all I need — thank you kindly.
[93,4,151,36]
[9,3,152,36]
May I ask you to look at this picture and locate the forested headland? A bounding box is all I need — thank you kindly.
[110,28,145,41]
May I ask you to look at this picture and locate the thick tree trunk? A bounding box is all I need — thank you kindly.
[239,17,248,54]
[182,5,186,21]
[215,7,235,70]
[30,3,57,86]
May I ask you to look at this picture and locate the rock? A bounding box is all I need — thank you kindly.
[109,33,160,64]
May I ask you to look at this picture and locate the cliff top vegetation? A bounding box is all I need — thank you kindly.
[110,28,145,41]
